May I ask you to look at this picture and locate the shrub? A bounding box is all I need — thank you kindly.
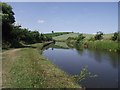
[94,31,103,40]
[111,32,119,41]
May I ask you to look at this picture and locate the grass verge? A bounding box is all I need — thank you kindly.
[85,40,119,52]
[2,43,81,88]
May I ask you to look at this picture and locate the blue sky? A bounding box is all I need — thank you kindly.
[8,2,118,34]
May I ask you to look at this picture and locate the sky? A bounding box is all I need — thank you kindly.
[3,0,120,2]
[8,2,118,34]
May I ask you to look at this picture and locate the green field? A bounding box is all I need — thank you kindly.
[53,33,79,41]
[53,33,114,41]
[44,32,72,37]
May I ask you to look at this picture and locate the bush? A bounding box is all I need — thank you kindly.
[10,39,23,48]
[94,31,103,40]
[111,32,119,41]
[88,37,95,41]
[76,34,85,43]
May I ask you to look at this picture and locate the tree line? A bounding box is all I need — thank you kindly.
[1,2,53,48]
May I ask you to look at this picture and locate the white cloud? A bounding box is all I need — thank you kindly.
[37,19,45,24]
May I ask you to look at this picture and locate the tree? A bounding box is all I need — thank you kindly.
[111,32,119,41]
[2,3,15,24]
[1,2,53,48]
[52,31,54,33]
[1,2,15,43]
[94,31,103,40]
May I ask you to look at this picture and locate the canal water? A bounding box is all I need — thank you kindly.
[43,43,119,88]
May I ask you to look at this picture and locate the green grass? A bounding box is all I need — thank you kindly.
[53,33,79,41]
[85,40,118,52]
[55,32,117,52]
[2,43,81,88]
[44,32,71,37]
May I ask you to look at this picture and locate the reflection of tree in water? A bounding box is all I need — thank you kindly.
[74,43,84,55]
[55,41,119,68]
[52,48,54,50]
[66,42,74,49]
[95,50,103,63]
[89,49,119,68]
[90,49,103,63]
[107,52,119,68]
[66,42,84,55]
[76,48,84,55]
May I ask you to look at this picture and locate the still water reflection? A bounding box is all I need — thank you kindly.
[43,44,119,88]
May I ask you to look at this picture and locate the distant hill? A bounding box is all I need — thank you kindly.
[53,33,79,41]
[53,33,114,41]
[43,32,72,37]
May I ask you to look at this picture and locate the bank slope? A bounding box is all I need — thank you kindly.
[2,43,82,88]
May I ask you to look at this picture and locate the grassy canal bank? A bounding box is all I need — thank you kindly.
[53,33,120,52]
[84,40,119,52]
[66,40,119,52]
[2,42,82,88]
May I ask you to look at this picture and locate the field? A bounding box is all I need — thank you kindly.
[53,33,79,41]
[44,32,71,37]
[53,33,114,41]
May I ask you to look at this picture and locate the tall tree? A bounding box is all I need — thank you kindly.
[1,2,15,43]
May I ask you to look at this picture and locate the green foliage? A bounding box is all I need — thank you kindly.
[76,34,85,43]
[53,32,113,41]
[88,37,95,41]
[111,32,119,41]
[73,66,98,82]
[15,28,53,44]
[1,2,15,24]
[86,40,118,52]
[66,34,85,47]
[10,39,23,48]
[1,2,53,48]
[52,31,54,33]
[1,2,15,44]
[94,31,103,40]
